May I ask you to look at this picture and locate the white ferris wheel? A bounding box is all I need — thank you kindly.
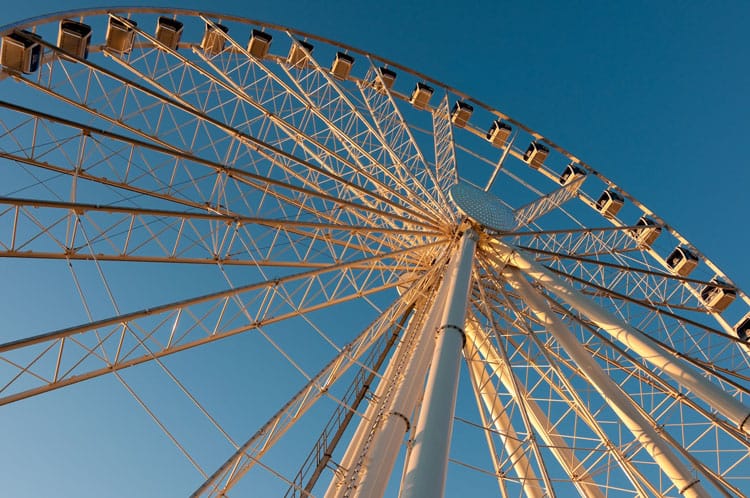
[0,8,749,498]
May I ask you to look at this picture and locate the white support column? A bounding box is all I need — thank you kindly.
[341,282,449,498]
[326,249,454,498]
[325,298,436,498]
[505,267,709,498]
[400,229,478,498]
[501,246,750,435]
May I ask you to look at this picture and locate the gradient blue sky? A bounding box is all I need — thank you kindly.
[1,1,749,496]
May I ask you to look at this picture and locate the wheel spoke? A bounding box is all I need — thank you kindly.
[194,272,432,497]
[0,243,438,405]
[0,196,443,265]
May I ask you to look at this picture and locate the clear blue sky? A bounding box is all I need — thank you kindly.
[1,1,748,496]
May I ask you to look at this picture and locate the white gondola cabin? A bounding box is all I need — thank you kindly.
[700,278,736,312]
[666,246,699,277]
[247,29,272,59]
[201,22,229,55]
[288,39,313,66]
[331,52,354,80]
[559,163,585,185]
[628,216,661,248]
[410,82,434,110]
[1,31,42,73]
[375,67,396,92]
[734,312,750,342]
[106,17,137,54]
[595,190,624,218]
[524,141,549,169]
[486,120,511,147]
[450,101,473,128]
[155,17,183,51]
[58,20,92,59]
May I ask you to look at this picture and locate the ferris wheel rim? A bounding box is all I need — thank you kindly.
[0,6,744,301]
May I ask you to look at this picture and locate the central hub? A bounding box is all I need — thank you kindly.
[448,181,515,231]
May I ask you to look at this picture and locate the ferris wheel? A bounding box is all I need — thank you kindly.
[0,8,749,497]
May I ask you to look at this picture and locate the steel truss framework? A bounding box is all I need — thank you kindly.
[0,8,748,498]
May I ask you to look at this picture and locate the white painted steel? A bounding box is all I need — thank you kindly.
[449,182,515,231]
[498,245,750,435]
[505,267,709,498]
[324,311,425,498]
[400,229,477,498]
[465,320,606,498]
[464,339,545,498]
[1,9,749,498]
[350,297,441,497]
[325,269,449,498]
